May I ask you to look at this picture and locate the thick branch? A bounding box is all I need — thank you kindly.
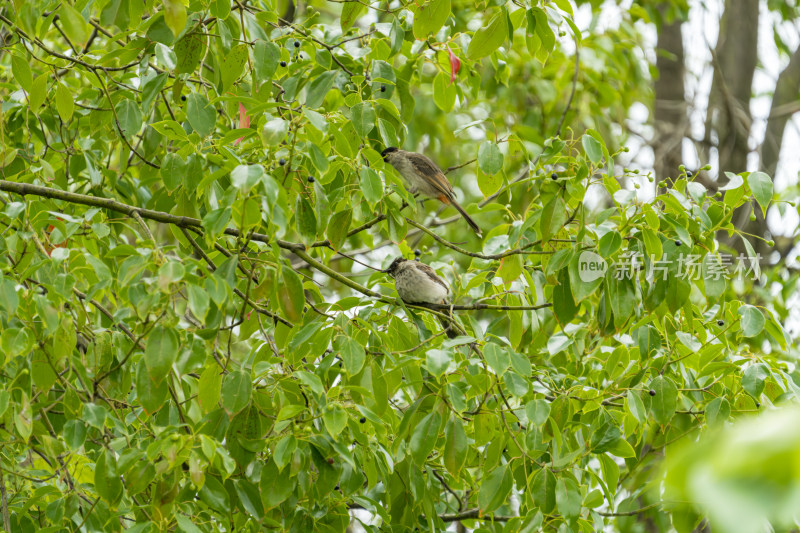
[0,180,304,252]
[440,508,512,523]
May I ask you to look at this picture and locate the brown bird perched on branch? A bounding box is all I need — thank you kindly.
[381,147,482,236]
[384,257,458,338]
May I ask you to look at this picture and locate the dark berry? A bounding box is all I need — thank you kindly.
[359,417,366,423]
[279,158,286,166]
[327,458,334,464]
[649,389,656,396]
[294,41,300,48]
[308,176,315,183]
[551,173,558,180]
[755,402,760,408]
[380,85,386,92]
[414,249,421,257]
[686,170,693,177]
[717,320,724,326]
[181,95,186,102]
[675,240,682,246]
[280,61,287,67]
[298,54,303,60]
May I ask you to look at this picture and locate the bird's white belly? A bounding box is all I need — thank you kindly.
[396,269,449,304]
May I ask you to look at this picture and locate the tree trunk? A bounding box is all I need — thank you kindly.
[653,5,686,188]
[706,0,759,176]
[706,0,760,254]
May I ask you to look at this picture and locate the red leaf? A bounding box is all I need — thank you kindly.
[447,46,461,84]
[235,102,250,145]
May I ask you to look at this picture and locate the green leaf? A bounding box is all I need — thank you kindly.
[135,362,169,414]
[234,479,264,520]
[598,230,622,258]
[1,328,31,359]
[95,450,123,504]
[637,325,661,358]
[221,370,251,416]
[607,275,635,326]
[742,363,769,398]
[409,411,441,465]
[351,102,376,137]
[479,464,513,512]
[28,73,47,111]
[324,404,348,437]
[261,117,289,146]
[278,266,305,323]
[641,228,662,260]
[478,141,504,175]
[83,403,107,429]
[484,343,510,376]
[295,196,317,242]
[552,269,578,324]
[738,304,765,337]
[160,152,186,191]
[432,71,456,112]
[203,207,231,238]
[444,417,467,475]
[11,55,32,91]
[532,468,557,514]
[305,71,338,109]
[175,32,207,75]
[59,3,89,45]
[221,44,249,90]
[340,1,366,32]
[55,83,74,122]
[199,476,230,513]
[253,40,280,84]
[467,12,507,59]
[211,0,231,20]
[198,365,222,413]
[525,399,551,426]
[540,194,567,244]
[746,171,772,215]
[359,167,383,204]
[163,0,187,37]
[185,93,216,137]
[556,477,581,519]
[261,460,294,509]
[568,251,604,302]
[582,134,604,163]
[326,209,352,251]
[650,376,677,425]
[144,326,179,383]
[626,390,646,424]
[705,397,730,427]
[426,349,452,378]
[155,43,177,70]
[339,336,366,376]
[412,0,451,39]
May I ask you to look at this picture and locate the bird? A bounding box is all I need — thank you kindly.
[384,256,459,338]
[381,147,482,236]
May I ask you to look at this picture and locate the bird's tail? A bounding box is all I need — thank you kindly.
[447,197,482,236]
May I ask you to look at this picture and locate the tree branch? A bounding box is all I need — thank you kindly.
[440,508,513,523]
[0,180,304,252]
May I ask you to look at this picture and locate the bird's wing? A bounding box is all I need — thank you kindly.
[408,153,454,198]
[413,262,450,295]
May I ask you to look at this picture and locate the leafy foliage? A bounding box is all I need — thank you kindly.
[0,1,797,532]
